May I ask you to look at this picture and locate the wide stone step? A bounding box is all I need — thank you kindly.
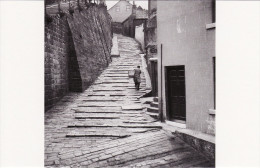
[110,94,126,97]
[75,116,120,119]
[66,126,160,139]
[103,77,129,80]
[75,112,123,115]
[106,70,129,72]
[97,84,130,87]
[72,106,121,112]
[114,65,134,66]
[77,102,121,107]
[104,74,129,77]
[122,105,143,110]
[75,113,143,118]
[80,99,124,102]
[87,93,106,96]
[112,85,129,88]
[68,124,162,129]
[79,97,136,101]
[66,132,130,138]
[147,106,159,113]
[102,81,128,84]
[122,120,155,124]
[87,92,126,96]
[93,89,125,92]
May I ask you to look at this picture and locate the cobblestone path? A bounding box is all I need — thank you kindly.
[45,35,214,167]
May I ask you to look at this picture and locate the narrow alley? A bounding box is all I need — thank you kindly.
[45,35,214,167]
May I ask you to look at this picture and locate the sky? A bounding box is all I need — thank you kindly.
[106,0,148,10]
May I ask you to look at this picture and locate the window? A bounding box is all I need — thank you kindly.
[126,5,130,11]
[116,6,120,12]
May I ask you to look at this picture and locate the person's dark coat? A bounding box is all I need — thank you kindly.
[133,68,141,83]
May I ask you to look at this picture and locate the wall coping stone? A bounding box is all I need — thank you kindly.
[209,109,216,115]
[149,57,158,62]
[206,23,216,30]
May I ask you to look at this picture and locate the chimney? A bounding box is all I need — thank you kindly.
[132,0,137,16]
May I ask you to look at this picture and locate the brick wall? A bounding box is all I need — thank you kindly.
[45,16,70,111]
[45,4,112,111]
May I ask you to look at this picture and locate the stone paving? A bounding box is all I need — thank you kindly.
[45,34,215,167]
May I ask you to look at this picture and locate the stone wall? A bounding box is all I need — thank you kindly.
[67,5,113,91]
[45,16,70,111]
[45,4,112,111]
[122,16,134,37]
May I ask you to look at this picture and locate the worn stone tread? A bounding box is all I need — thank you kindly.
[68,124,162,129]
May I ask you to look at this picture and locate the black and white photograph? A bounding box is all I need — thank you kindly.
[44,0,215,167]
[0,0,260,167]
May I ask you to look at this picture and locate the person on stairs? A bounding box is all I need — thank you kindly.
[133,66,141,90]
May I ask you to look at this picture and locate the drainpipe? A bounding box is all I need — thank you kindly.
[160,43,164,122]
[58,0,61,14]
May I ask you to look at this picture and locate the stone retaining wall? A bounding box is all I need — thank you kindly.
[45,4,112,111]
[45,16,70,111]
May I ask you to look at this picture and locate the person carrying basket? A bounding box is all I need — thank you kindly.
[133,66,141,90]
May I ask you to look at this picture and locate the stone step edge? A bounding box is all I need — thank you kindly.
[153,97,159,102]
[68,125,162,129]
[146,112,159,119]
[66,134,130,138]
[75,116,120,119]
[173,129,215,161]
[151,101,159,108]
[147,106,159,113]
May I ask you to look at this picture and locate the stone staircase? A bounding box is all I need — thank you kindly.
[146,97,159,119]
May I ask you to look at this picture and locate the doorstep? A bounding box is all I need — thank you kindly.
[165,120,186,128]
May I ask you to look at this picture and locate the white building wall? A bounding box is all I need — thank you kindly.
[135,23,145,51]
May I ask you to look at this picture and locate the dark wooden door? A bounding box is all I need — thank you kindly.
[166,66,186,121]
[151,61,158,96]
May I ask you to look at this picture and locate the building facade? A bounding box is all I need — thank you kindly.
[108,0,133,23]
[108,0,133,35]
[108,0,147,40]
[145,0,158,96]
[157,0,216,135]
